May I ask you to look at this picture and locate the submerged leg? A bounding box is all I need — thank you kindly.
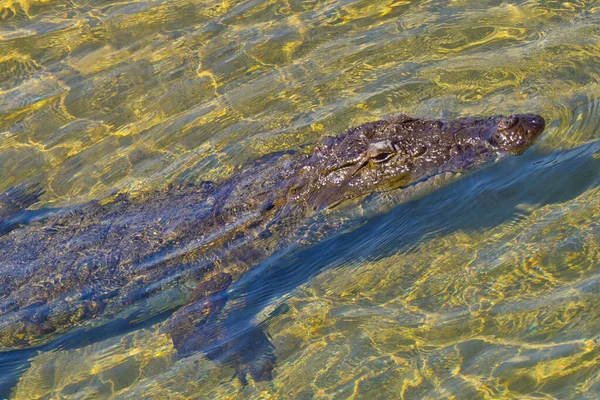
[165,272,233,356]
[228,326,275,385]
[164,271,276,384]
[194,316,276,385]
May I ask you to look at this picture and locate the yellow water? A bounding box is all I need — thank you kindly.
[1,0,599,206]
[1,0,600,398]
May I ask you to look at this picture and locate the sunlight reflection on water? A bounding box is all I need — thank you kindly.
[1,0,600,398]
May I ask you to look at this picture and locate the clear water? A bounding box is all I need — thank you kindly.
[1,0,600,398]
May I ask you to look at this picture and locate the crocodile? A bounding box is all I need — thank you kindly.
[0,113,545,382]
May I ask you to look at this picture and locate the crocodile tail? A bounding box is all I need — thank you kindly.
[0,183,44,222]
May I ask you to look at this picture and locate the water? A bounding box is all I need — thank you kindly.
[1,0,600,398]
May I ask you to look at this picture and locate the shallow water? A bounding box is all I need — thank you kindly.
[0,0,599,398]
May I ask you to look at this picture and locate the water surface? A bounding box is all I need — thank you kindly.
[1,0,599,398]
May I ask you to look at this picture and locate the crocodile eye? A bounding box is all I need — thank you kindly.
[371,152,395,163]
[498,116,518,131]
[367,140,397,163]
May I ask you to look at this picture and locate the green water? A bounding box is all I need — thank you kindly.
[1,0,600,398]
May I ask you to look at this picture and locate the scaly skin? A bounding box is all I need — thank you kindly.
[0,113,544,381]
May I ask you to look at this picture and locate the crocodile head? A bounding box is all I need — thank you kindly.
[292,114,545,210]
[487,114,546,155]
